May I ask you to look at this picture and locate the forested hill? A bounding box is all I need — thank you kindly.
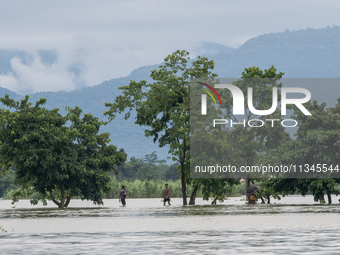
[0,26,339,160]
[211,26,340,77]
[0,87,19,99]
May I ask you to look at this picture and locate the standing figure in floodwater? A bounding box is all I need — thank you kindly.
[163,184,171,206]
[119,185,127,207]
[247,184,259,204]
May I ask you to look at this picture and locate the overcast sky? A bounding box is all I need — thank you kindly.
[0,0,340,94]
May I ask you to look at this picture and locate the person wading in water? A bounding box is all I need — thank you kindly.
[119,185,127,207]
[247,184,259,204]
[163,184,171,206]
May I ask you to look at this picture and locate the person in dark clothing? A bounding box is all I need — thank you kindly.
[119,185,127,206]
[247,184,259,204]
[163,184,171,206]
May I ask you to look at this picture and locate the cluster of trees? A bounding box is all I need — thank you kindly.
[1,49,339,207]
[0,96,126,208]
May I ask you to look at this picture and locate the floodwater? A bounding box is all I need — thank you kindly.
[1,195,340,254]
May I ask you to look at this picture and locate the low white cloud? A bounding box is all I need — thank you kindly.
[0,72,18,91]
[0,52,82,95]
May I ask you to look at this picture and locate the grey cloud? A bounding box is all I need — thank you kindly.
[0,0,340,93]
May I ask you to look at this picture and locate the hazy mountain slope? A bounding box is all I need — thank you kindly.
[195,41,235,56]
[1,26,339,160]
[0,87,19,99]
[211,26,340,77]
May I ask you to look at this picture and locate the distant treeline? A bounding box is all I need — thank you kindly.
[115,151,179,181]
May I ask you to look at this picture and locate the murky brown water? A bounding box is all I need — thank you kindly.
[1,196,340,254]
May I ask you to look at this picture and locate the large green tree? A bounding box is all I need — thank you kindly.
[0,95,126,208]
[105,50,239,205]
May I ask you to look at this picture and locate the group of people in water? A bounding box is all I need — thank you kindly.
[119,183,171,206]
[118,182,260,206]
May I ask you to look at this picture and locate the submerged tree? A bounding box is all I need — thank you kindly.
[0,95,126,208]
[264,99,340,203]
[216,66,289,202]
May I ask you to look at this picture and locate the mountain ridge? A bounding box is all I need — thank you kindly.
[1,26,339,160]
